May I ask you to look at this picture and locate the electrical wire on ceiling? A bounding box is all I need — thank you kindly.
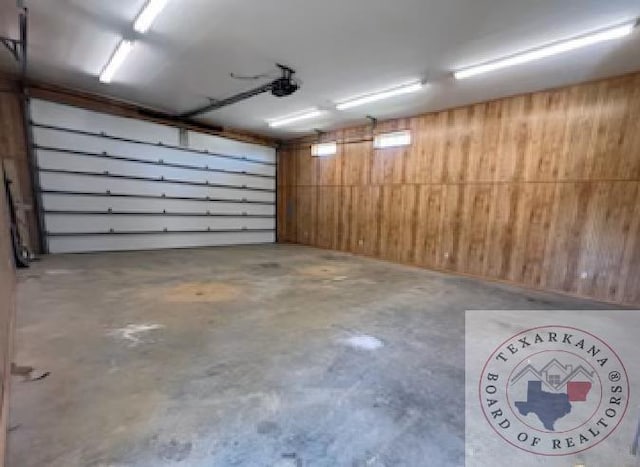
[229,72,273,81]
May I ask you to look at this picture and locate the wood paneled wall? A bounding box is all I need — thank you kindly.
[277,73,640,306]
[0,162,16,467]
[0,78,37,253]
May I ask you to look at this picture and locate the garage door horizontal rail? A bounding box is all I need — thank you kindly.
[44,210,274,218]
[35,145,275,180]
[31,122,277,167]
[38,168,275,193]
[40,189,275,205]
[46,228,275,236]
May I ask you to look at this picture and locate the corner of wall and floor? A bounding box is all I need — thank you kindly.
[276,72,640,307]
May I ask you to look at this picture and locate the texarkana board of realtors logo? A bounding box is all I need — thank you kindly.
[466,311,638,466]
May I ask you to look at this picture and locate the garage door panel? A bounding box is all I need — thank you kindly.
[36,149,275,190]
[44,214,275,233]
[188,131,276,163]
[33,127,275,176]
[39,172,275,203]
[41,194,275,215]
[31,99,178,145]
[47,231,275,254]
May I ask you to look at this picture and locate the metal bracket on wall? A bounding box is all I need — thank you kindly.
[313,129,326,143]
[0,36,21,62]
[365,115,378,143]
[366,115,378,131]
[1,5,27,76]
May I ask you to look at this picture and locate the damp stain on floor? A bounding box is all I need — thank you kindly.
[141,281,242,303]
[295,262,354,279]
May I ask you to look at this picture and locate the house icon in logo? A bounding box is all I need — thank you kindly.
[511,358,595,402]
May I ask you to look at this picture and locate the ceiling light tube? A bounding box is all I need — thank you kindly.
[267,108,324,128]
[374,130,411,149]
[454,21,636,80]
[134,0,169,34]
[99,40,134,83]
[336,81,424,110]
[311,142,337,157]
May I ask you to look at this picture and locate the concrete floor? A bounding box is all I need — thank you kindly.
[8,244,616,467]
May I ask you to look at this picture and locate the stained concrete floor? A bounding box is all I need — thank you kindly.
[8,244,617,467]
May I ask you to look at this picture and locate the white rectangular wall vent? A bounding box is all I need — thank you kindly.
[373,130,411,149]
[311,142,337,157]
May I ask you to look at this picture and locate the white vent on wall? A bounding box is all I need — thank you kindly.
[373,130,411,149]
[311,142,337,157]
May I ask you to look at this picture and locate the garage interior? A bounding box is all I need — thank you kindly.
[1,1,639,466]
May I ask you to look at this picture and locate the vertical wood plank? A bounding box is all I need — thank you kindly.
[443,108,472,183]
[615,74,640,180]
[315,135,342,186]
[413,184,444,268]
[295,186,317,245]
[0,81,38,251]
[438,184,465,270]
[403,117,428,184]
[543,182,594,295]
[338,186,352,252]
[349,186,381,257]
[524,90,566,181]
[575,182,638,301]
[484,183,520,279]
[590,76,640,180]
[371,118,410,185]
[465,103,494,182]
[495,95,529,182]
[379,185,417,263]
[510,183,555,287]
[620,182,640,304]
[558,82,602,180]
[0,163,16,466]
[277,148,295,187]
[316,186,341,249]
[295,147,315,186]
[342,138,371,186]
[456,184,494,275]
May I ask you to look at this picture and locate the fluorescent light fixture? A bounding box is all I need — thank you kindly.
[374,130,411,149]
[99,40,134,83]
[267,108,324,128]
[134,0,169,33]
[311,142,337,157]
[336,81,424,110]
[454,22,636,80]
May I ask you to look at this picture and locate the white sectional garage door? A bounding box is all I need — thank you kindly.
[30,99,276,253]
